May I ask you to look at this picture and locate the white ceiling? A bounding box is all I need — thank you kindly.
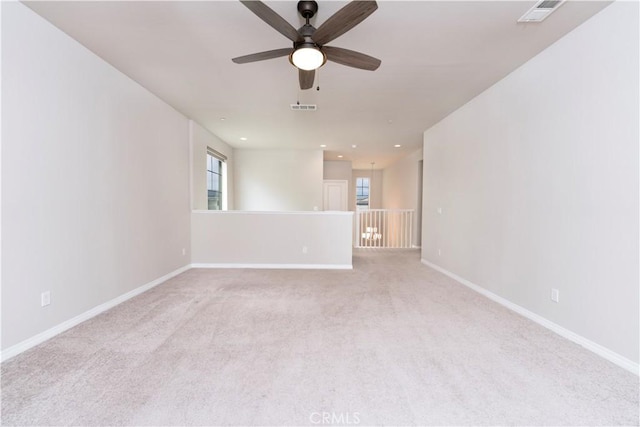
[25,0,610,169]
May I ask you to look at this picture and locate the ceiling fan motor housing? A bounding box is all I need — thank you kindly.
[296,1,319,49]
[297,1,318,20]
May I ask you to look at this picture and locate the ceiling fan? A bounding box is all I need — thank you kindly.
[232,0,381,90]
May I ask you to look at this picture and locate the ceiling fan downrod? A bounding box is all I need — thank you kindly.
[296,0,319,46]
[297,1,318,21]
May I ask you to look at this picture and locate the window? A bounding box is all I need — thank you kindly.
[207,148,226,210]
[356,177,370,210]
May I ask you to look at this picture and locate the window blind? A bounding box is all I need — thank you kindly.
[207,147,227,162]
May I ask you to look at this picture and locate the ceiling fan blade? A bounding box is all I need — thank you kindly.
[312,1,378,46]
[299,69,315,90]
[232,48,292,64]
[240,1,302,43]
[323,46,381,71]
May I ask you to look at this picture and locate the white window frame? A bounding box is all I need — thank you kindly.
[356,177,370,211]
[207,147,227,210]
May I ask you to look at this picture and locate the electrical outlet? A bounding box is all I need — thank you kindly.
[302,246,308,254]
[437,248,442,256]
[41,291,51,307]
[551,288,560,303]
[437,207,443,215]
[182,248,186,256]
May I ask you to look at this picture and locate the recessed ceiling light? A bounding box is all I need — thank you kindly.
[240,137,247,141]
[338,155,343,158]
[394,144,401,148]
[320,144,327,148]
[352,144,357,148]
[220,117,226,121]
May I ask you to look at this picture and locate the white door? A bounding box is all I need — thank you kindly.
[323,180,348,211]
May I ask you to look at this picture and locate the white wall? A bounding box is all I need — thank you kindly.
[190,121,234,210]
[422,1,638,364]
[1,3,191,351]
[382,149,423,247]
[191,211,353,268]
[323,160,353,209]
[323,160,353,182]
[234,149,323,211]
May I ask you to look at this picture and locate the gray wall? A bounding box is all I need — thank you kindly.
[422,1,638,363]
[2,3,191,351]
[234,149,324,211]
[191,211,353,267]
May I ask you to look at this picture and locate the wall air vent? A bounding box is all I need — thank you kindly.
[518,0,565,23]
[290,104,317,111]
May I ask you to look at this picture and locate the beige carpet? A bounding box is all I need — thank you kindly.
[1,250,638,426]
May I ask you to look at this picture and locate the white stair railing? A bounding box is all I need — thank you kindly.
[354,209,414,248]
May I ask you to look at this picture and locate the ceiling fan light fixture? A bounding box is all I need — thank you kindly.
[233,0,380,89]
[290,45,326,71]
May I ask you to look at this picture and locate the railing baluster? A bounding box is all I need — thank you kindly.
[390,211,394,248]
[366,211,369,248]
[409,211,413,248]
[373,209,380,248]
[355,209,415,250]
[398,211,401,248]
[355,212,359,248]
[374,210,377,248]
[393,212,401,248]
[399,211,402,248]
[406,211,409,248]
[376,210,380,248]
[392,211,395,248]
[383,210,386,248]
[402,211,406,248]
[403,211,407,248]
[367,210,371,248]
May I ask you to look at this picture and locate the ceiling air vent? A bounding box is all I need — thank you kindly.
[290,104,317,111]
[518,0,565,23]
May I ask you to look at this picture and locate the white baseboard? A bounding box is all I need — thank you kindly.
[421,259,639,376]
[0,264,191,363]
[191,263,352,270]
